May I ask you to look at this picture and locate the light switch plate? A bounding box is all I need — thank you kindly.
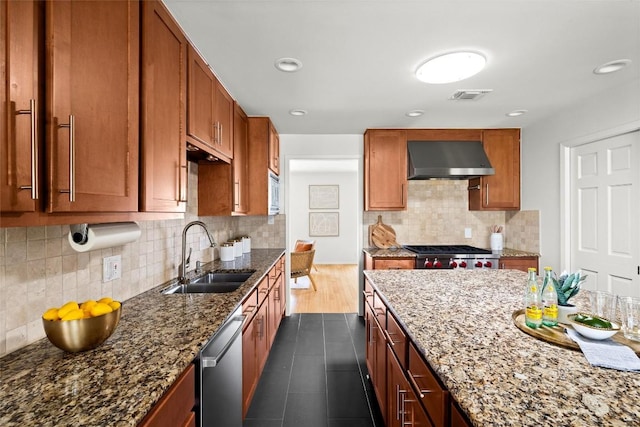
[464,228,472,238]
[103,255,122,282]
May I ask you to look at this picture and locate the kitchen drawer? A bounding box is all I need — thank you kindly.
[386,312,407,369]
[242,289,259,330]
[374,258,415,270]
[364,278,375,307]
[408,343,448,427]
[373,291,387,329]
[257,276,270,306]
[139,364,195,427]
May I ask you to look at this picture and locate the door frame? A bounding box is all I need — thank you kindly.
[560,120,640,272]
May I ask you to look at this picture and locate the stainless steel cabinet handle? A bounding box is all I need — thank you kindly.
[58,115,75,202]
[17,99,38,199]
[407,369,431,399]
[467,184,480,191]
[485,183,489,206]
[234,181,240,208]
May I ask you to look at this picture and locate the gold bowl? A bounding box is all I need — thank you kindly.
[42,306,121,353]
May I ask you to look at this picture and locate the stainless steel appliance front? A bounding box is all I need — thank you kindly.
[404,244,499,269]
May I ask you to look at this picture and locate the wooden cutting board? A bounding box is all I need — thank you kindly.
[370,215,400,248]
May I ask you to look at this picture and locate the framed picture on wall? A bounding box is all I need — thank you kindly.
[309,212,339,236]
[309,185,339,209]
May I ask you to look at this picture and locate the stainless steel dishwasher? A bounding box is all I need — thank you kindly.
[199,306,244,427]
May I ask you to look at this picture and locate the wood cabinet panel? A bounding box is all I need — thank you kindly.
[233,103,249,213]
[1,0,43,213]
[186,45,232,161]
[374,258,415,270]
[408,342,447,427]
[268,121,280,175]
[139,364,195,427]
[46,0,139,212]
[450,400,472,427]
[246,116,278,215]
[365,299,387,425]
[469,129,520,211]
[499,256,538,272]
[387,312,408,369]
[365,129,407,211]
[405,129,482,141]
[140,0,187,212]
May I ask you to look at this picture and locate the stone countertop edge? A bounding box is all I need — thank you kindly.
[363,247,540,258]
[0,248,285,427]
[363,269,640,427]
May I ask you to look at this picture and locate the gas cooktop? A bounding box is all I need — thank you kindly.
[403,245,492,255]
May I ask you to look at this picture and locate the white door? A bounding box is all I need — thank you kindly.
[570,130,640,297]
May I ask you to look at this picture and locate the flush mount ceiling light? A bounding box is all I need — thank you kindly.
[506,109,528,117]
[289,109,307,116]
[275,57,302,72]
[593,59,631,75]
[416,51,486,84]
[406,110,424,117]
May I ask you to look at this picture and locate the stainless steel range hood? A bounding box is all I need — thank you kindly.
[407,140,494,180]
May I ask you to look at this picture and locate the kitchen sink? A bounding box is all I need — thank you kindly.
[162,270,255,294]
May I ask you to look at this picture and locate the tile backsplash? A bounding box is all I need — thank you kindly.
[363,180,539,252]
[0,163,285,356]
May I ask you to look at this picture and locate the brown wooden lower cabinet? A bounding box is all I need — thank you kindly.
[365,253,415,270]
[138,364,196,427]
[387,345,433,427]
[499,256,539,272]
[450,400,472,427]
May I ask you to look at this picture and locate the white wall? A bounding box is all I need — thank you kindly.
[289,168,359,263]
[522,78,640,270]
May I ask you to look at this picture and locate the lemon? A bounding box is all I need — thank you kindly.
[90,302,113,317]
[42,308,59,321]
[80,300,97,312]
[108,301,121,311]
[61,308,84,321]
[58,301,79,319]
[98,297,113,304]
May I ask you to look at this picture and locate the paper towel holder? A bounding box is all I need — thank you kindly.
[68,222,141,253]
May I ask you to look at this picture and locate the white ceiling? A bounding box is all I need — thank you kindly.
[163,0,640,135]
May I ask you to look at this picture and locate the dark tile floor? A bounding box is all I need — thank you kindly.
[243,313,383,427]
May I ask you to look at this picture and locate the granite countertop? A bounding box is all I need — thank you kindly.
[364,269,639,427]
[0,248,285,427]
[499,248,540,257]
[363,247,416,257]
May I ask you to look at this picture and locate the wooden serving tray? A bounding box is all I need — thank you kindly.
[512,309,640,355]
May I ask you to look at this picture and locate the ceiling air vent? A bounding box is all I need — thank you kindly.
[449,89,493,101]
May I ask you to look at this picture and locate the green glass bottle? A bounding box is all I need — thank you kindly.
[525,268,542,328]
[541,266,558,327]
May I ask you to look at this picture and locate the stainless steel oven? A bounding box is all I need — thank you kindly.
[404,245,499,269]
[268,171,279,215]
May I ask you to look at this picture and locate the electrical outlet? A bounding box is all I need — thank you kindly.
[103,255,122,282]
[464,228,472,239]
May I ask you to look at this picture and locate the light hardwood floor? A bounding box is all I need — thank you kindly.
[289,264,359,313]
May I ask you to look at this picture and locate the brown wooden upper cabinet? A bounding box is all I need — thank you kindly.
[268,122,280,175]
[364,129,407,211]
[246,117,279,215]
[198,102,249,216]
[187,44,233,162]
[1,0,43,213]
[46,0,140,213]
[468,129,521,211]
[140,0,187,213]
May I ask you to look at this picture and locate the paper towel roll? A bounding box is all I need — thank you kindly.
[68,222,141,253]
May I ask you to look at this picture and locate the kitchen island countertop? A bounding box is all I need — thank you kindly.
[0,248,285,427]
[364,269,639,427]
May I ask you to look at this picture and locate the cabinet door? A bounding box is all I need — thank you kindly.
[255,299,270,375]
[213,78,233,159]
[246,117,271,215]
[1,0,42,213]
[268,121,279,175]
[233,103,249,213]
[387,345,433,427]
[469,129,520,211]
[365,300,388,424]
[365,129,407,211]
[46,0,139,212]
[374,258,415,270]
[242,313,258,418]
[140,0,187,212]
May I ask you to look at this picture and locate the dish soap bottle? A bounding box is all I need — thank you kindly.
[525,267,542,328]
[541,266,558,327]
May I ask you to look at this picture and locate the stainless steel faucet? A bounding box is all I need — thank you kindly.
[179,221,217,284]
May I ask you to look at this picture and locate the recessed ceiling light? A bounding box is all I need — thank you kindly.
[289,109,307,116]
[593,59,631,75]
[406,110,424,117]
[506,109,528,117]
[416,51,486,84]
[275,57,302,72]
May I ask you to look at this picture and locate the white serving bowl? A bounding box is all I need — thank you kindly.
[568,312,620,340]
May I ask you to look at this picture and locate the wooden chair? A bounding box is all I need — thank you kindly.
[290,249,317,291]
